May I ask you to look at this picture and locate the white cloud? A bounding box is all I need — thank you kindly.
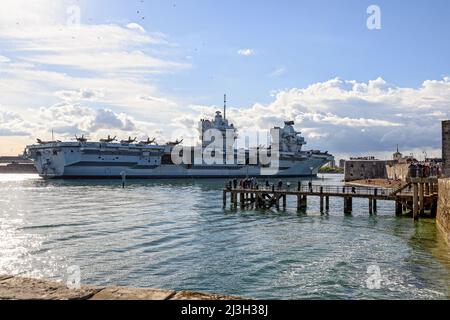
[55,88,104,102]
[23,50,188,72]
[0,0,189,113]
[126,23,146,33]
[1,22,187,73]
[0,2,189,129]
[0,108,33,137]
[231,77,450,156]
[0,0,66,28]
[2,76,449,160]
[0,2,448,159]
[179,77,449,158]
[0,55,10,63]
[237,48,255,56]
[88,108,135,132]
[269,67,286,77]
[34,103,138,137]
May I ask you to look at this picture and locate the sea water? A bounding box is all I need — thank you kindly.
[0,174,449,299]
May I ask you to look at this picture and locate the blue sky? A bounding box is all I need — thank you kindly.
[83,0,450,106]
[0,0,449,158]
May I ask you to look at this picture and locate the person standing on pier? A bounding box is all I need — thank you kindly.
[277,180,283,190]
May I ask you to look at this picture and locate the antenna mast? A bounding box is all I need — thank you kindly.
[223,94,227,120]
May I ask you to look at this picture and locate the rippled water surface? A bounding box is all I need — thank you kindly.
[0,174,449,299]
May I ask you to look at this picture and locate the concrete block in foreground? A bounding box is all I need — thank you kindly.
[170,290,242,300]
[89,286,176,300]
[0,276,245,300]
[0,276,101,300]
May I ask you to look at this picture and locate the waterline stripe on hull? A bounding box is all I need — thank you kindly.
[65,162,289,170]
[41,174,319,180]
[66,162,138,167]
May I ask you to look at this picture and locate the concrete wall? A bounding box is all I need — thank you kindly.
[386,163,410,181]
[443,121,450,177]
[437,178,450,244]
[344,160,391,181]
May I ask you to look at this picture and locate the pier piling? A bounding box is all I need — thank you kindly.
[419,183,425,215]
[395,201,403,216]
[222,178,438,219]
[413,183,419,221]
[223,190,227,208]
[344,197,352,214]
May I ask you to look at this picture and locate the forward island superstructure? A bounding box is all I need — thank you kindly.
[25,106,333,179]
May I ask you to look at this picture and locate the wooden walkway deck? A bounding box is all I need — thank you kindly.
[223,178,439,220]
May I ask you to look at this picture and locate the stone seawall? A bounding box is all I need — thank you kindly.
[0,276,243,300]
[437,178,450,244]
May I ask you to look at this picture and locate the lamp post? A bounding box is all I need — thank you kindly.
[309,166,314,184]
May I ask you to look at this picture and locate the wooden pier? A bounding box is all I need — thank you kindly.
[223,178,439,220]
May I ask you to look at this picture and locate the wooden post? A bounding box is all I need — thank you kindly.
[320,196,324,213]
[395,200,402,216]
[373,188,378,213]
[344,197,348,214]
[240,192,244,208]
[430,198,437,217]
[369,198,373,215]
[424,183,430,196]
[223,190,227,208]
[297,194,301,211]
[344,197,352,214]
[419,183,424,215]
[282,194,287,209]
[325,196,330,211]
[413,183,419,221]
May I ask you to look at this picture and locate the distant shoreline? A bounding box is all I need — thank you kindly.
[345,178,405,189]
[0,164,36,174]
[318,168,344,174]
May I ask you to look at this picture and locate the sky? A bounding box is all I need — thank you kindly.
[0,0,449,160]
